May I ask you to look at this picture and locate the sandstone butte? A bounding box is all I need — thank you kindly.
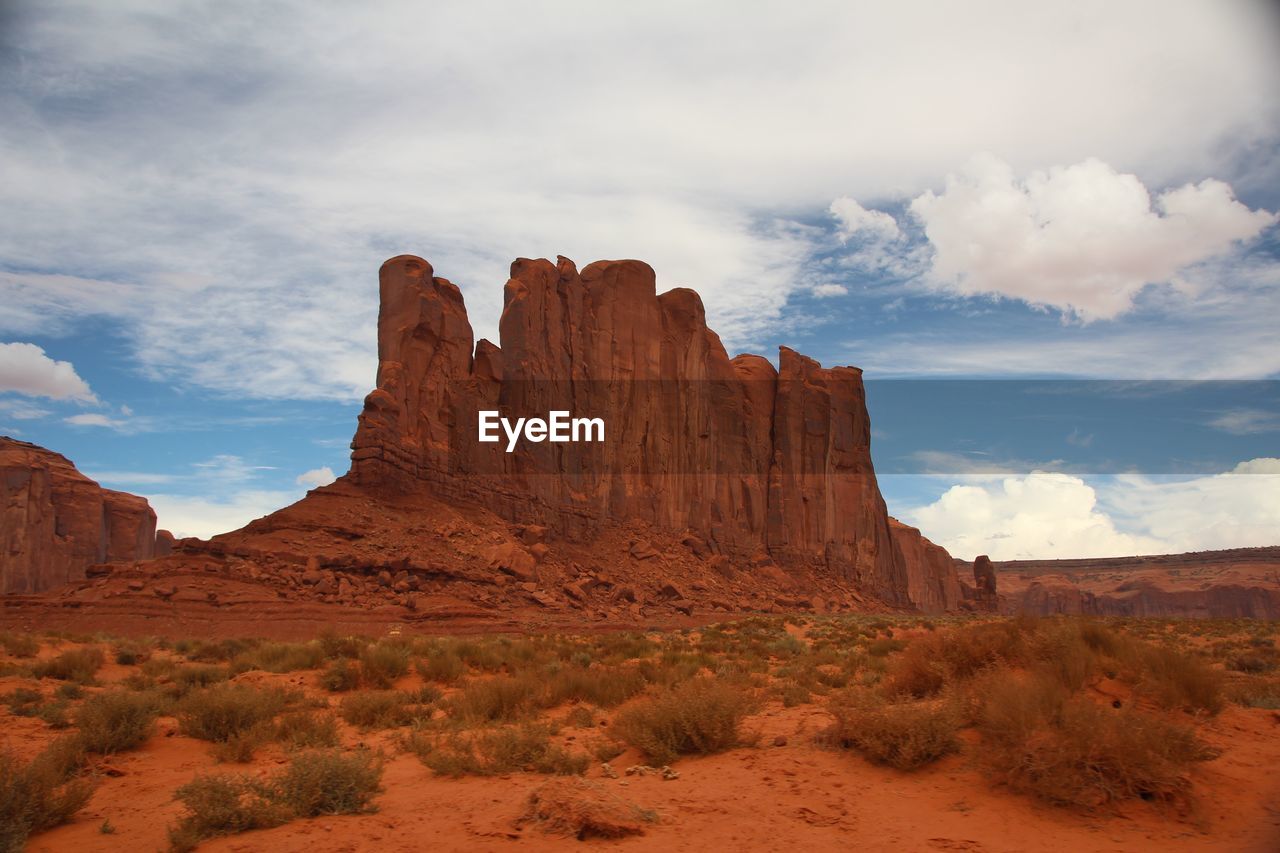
[0,437,171,594]
[0,254,988,628]
[347,254,961,610]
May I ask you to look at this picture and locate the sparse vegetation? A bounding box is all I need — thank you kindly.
[827,691,960,770]
[177,684,293,744]
[0,741,93,853]
[74,690,159,754]
[614,678,756,764]
[32,647,105,684]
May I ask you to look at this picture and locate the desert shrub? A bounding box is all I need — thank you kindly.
[167,774,289,852]
[183,638,258,663]
[613,678,755,765]
[522,778,655,840]
[274,711,340,750]
[271,749,382,817]
[1129,644,1224,714]
[1227,653,1275,674]
[359,642,410,688]
[177,684,291,742]
[779,683,812,708]
[340,690,412,729]
[415,650,466,684]
[169,664,230,695]
[975,668,1218,808]
[210,729,269,764]
[881,621,1026,698]
[411,725,588,777]
[0,632,40,658]
[0,741,93,853]
[565,705,596,728]
[321,659,361,692]
[113,641,151,666]
[3,687,44,716]
[234,642,324,675]
[318,632,365,660]
[32,647,105,684]
[982,697,1218,808]
[546,666,647,708]
[826,691,959,770]
[74,691,158,754]
[449,673,542,723]
[866,638,905,657]
[37,702,71,729]
[1224,676,1280,709]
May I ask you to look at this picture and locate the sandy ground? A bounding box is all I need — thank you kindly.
[10,668,1280,853]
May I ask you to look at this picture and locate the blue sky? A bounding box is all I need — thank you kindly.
[2,1,1278,557]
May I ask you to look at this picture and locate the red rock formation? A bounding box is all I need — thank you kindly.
[889,519,960,614]
[1,437,160,593]
[350,255,928,605]
[994,548,1280,618]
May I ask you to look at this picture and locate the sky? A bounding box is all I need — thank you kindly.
[1,0,1278,559]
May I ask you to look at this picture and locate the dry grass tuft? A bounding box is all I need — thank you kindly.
[826,690,960,770]
[1,740,93,853]
[613,678,756,765]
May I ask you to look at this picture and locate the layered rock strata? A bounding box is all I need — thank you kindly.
[350,255,922,604]
[1,437,163,593]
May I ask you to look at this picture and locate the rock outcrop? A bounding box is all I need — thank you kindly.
[1,437,161,594]
[994,548,1280,619]
[350,255,924,605]
[888,519,960,614]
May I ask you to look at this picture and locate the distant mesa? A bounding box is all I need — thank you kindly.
[0,437,170,594]
[4,255,1272,630]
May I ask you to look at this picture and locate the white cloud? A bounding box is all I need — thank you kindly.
[907,459,1280,560]
[148,490,300,539]
[1207,409,1280,435]
[812,283,849,298]
[830,197,902,242]
[295,466,336,489]
[0,399,52,420]
[64,413,124,429]
[0,342,96,401]
[908,155,1276,320]
[1,2,1277,398]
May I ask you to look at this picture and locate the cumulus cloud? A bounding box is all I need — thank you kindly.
[907,459,1280,560]
[830,197,902,242]
[1,2,1278,398]
[908,155,1276,320]
[0,342,96,401]
[295,466,336,489]
[908,470,1161,560]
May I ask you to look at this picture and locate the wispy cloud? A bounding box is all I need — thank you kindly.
[1207,408,1280,435]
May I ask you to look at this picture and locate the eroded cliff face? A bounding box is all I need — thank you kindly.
[1,437,162,593]
[888,519,961,614]
[350,255,926,605]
